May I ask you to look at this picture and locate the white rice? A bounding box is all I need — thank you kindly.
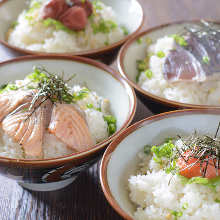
[138,36,220,105]
[0,77,112,159]
[7,0,125,53]
[128,141,220,220]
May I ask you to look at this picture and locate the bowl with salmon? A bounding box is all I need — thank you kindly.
[0,55,136,191]
[118,20,220,113]
[100,109,220,220]
[0,0,143,57]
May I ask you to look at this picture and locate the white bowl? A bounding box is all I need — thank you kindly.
[118,21,220,112]
[0,55,136,191]
[0,0,144,57]
[100,109,220,219]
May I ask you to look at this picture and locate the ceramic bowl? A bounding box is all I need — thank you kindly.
[100,109,220,219]
[0,55,136,191]
[117,21,220,113]
[0,0,144,58]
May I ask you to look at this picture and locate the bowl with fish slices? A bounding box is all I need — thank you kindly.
[0,55,136,191]
[100,109,220,220]
[118,20,220,113]
[0,0,143,57]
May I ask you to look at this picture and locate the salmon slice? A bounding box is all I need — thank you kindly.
[177,150,220,179]
[48,104,94,152]
[2,99,52,158]
[0,90,33,122]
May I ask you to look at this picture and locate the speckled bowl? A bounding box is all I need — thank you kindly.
[0,55,136,191]
[0,0,144,58]
[117,21,220,113]
[100,109,220,219]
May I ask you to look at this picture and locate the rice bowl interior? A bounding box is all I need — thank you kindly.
[0,56,135,161]
[0,0,143,55]
[119,21,220,108]
[102,110,220,220]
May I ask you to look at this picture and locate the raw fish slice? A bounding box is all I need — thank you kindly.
[163,22,220,82]
[163,44,206,81]
[2,99,52,158]
[186,31,220,74]
[0,90,33,122]
[48,104,94,152]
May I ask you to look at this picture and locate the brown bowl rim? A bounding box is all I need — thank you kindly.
[117,19,220,109]
[100,108,220,220]
[0,55,137,166]
[0,0,144,57]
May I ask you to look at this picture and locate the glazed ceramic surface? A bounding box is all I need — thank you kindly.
[100,109,220,219]
[0,55,136,191]
[118,21,220,110]
[0,0,144,57]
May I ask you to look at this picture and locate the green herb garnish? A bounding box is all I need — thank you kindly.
[203,56,210,64]
[170,210,183,220]
[27,66,76,114]
[136,38,142,44]
[136,60,147,82]
[157,51,165,58]
[215,198,220,203]
[11,21,18,29]
[73,88,90,101]
[25,1,41,24]
[43,18,75,34]
[87,103,94,109]
[145,69,153,79]
[103,115,117,136]
[92,0,103,10]
[151,140,175,165]
[172,34,188,47]
[91,19,117,34]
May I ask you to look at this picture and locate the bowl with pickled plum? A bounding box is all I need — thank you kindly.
[0,0,144,57]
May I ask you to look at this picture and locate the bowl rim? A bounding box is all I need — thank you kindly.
[0,55,137,166]
[0,0,144,57]
[100,108,220,220]
[117,19,220,109]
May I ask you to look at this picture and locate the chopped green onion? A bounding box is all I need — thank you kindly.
[103,115,117,136]
[87,103,94,109]
[215,198,220,203]
[157,51,165,58]
[136,37,142,44]
[92,0,103,10]
[172,34,188,47]
[203,56,210,64]
[145,69,153,79]
[73,88,90,101]
[170,210,183,220]
[43,18,75,34]
[91,19,117,34]
[11,21,18,29]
